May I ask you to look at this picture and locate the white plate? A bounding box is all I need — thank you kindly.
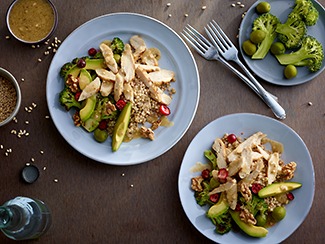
[178,113,314,243]
[46,13,200,165]
[239,0,325,86]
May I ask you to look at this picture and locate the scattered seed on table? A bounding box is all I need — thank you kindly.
[201,5,207,10]
[26,162,31,166]
[31,158,35,162]
[43,166,47,170]
[168,13,172,17]
[21,78,25,82]
[166,2,171,7]
[53,179,59,183]
[0,145,3,150]
[37,58,42,62]
[121,173,125,177]
[130,184,134,188]
[40,150,44,155]
[308,102,313,106]
[5,36,10,39]
[231,3,236,7]
[184,13,188,17]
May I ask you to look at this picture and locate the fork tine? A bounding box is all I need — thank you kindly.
[210,20,234,49]
[181,31,205,56]
[204,25,222,51]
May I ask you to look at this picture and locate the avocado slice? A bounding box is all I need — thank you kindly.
[230,210,268,238]
[207,192,229,218]
[84,58,105,70]
[258,182,302,198]
[64,58,105,81]
[79,95,97,122]
[112,102,132,152]
[79,69,92,90]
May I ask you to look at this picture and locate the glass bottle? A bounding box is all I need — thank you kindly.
[0,196,51,240]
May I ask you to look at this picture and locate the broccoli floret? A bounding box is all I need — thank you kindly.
[204,150,218,169]
[210,211,232,234]
[59,86,81,110]
[240,195,268,217]
[275,35,324,72]
[251,13,280,59]
[290,0,319,26]
[110,37,124,55]
[276,14,307,49]
[59,62,75,78]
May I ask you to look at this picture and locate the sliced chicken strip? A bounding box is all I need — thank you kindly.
[148,69,175,85]
[121,44,135,82]
[129,35,146,60]
[99,43,118,74]
[114,73,124,102]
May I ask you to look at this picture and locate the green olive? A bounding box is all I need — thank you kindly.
[256,2,271,14]
[94,128,109,143]
[250,30,266,44]
[256,214,267,227]
[271,42,286,55]
[284,65,297,79]
[272,206,286,222]
[242,40,257,56]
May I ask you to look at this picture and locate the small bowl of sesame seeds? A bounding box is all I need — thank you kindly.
[0,67,22,127]
[6,0,58,44]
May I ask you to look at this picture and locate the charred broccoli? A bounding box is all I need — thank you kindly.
[60,62,75,78]
[59,86,81,110]
[290,0,319,26]
[210,211,232,234]
[110,37,125,55]
[276,14,307,49]
[251,13,280,59]
[275,35,324,72]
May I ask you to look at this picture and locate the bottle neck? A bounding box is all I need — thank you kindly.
[0,207,13,228]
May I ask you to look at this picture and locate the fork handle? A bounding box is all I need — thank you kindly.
[216,56,284,118]
[236,61,286,120]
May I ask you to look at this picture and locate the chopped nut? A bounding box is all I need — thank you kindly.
[191,176,204,192]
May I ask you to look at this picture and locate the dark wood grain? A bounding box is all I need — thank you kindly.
[1,0,324,243]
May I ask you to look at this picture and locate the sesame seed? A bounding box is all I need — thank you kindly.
[237,1,241,4]
[184,13,188,17]
[45,115,50,119]
[25,120,29,124]
[5,152,9,156]
[32,103,37,108]
[231,3,236,7]
[38,58,42,62]
[308,102,313,106]
[21,78,25,82]
[0,145,3,149]
[26,162,31,166]
[130,184,134,188]
[43,166,47,170]
[54,179,59,183]
[168,13,172,17]
[166,3,171,7]
[201,5,207,10]
[121,173,125,177]
[40,150,44,154]
[240,4,245,8]
[31,158,35,162]
[31,45,36,48]
[5,36,10,39]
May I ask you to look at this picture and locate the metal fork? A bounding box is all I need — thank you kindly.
[205,20,286,120]
[182,25,285,119]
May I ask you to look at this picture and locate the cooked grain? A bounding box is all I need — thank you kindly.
[0,76,17,122]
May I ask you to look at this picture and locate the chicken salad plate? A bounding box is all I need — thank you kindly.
[239,0,325,86]
[46,13,199,165]
[178,113,314,243]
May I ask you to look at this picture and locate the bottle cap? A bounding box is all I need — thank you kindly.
[21,165,40,183]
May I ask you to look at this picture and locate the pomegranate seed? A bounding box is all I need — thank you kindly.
[201,169,210,179]
[88,48,97,56]
[209,193,219,203]
[286,192,295,201]
[227,134,237,143]
[74,91,81,101]
[235,203,241,211]
[218,168,228,183]
[98,120,108,130]
[77,58,86,68]
[251,183,263,194]
[115,99,126,110]
[159,104,170,116]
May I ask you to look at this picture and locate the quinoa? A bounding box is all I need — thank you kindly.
[0,76,17,122]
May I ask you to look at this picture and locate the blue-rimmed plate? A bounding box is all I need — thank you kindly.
[239,0,325,86]
[46,13,200,165]
[178,113,314,243]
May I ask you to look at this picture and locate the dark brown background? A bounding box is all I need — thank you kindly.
[1,0,324,243]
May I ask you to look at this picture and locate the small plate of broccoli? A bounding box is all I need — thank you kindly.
[239,0,325,86]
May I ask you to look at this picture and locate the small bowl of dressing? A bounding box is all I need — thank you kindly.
[6,0,58,44]
[0,68,22,127]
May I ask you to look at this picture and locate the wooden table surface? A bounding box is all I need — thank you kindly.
[1,0,324,243]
